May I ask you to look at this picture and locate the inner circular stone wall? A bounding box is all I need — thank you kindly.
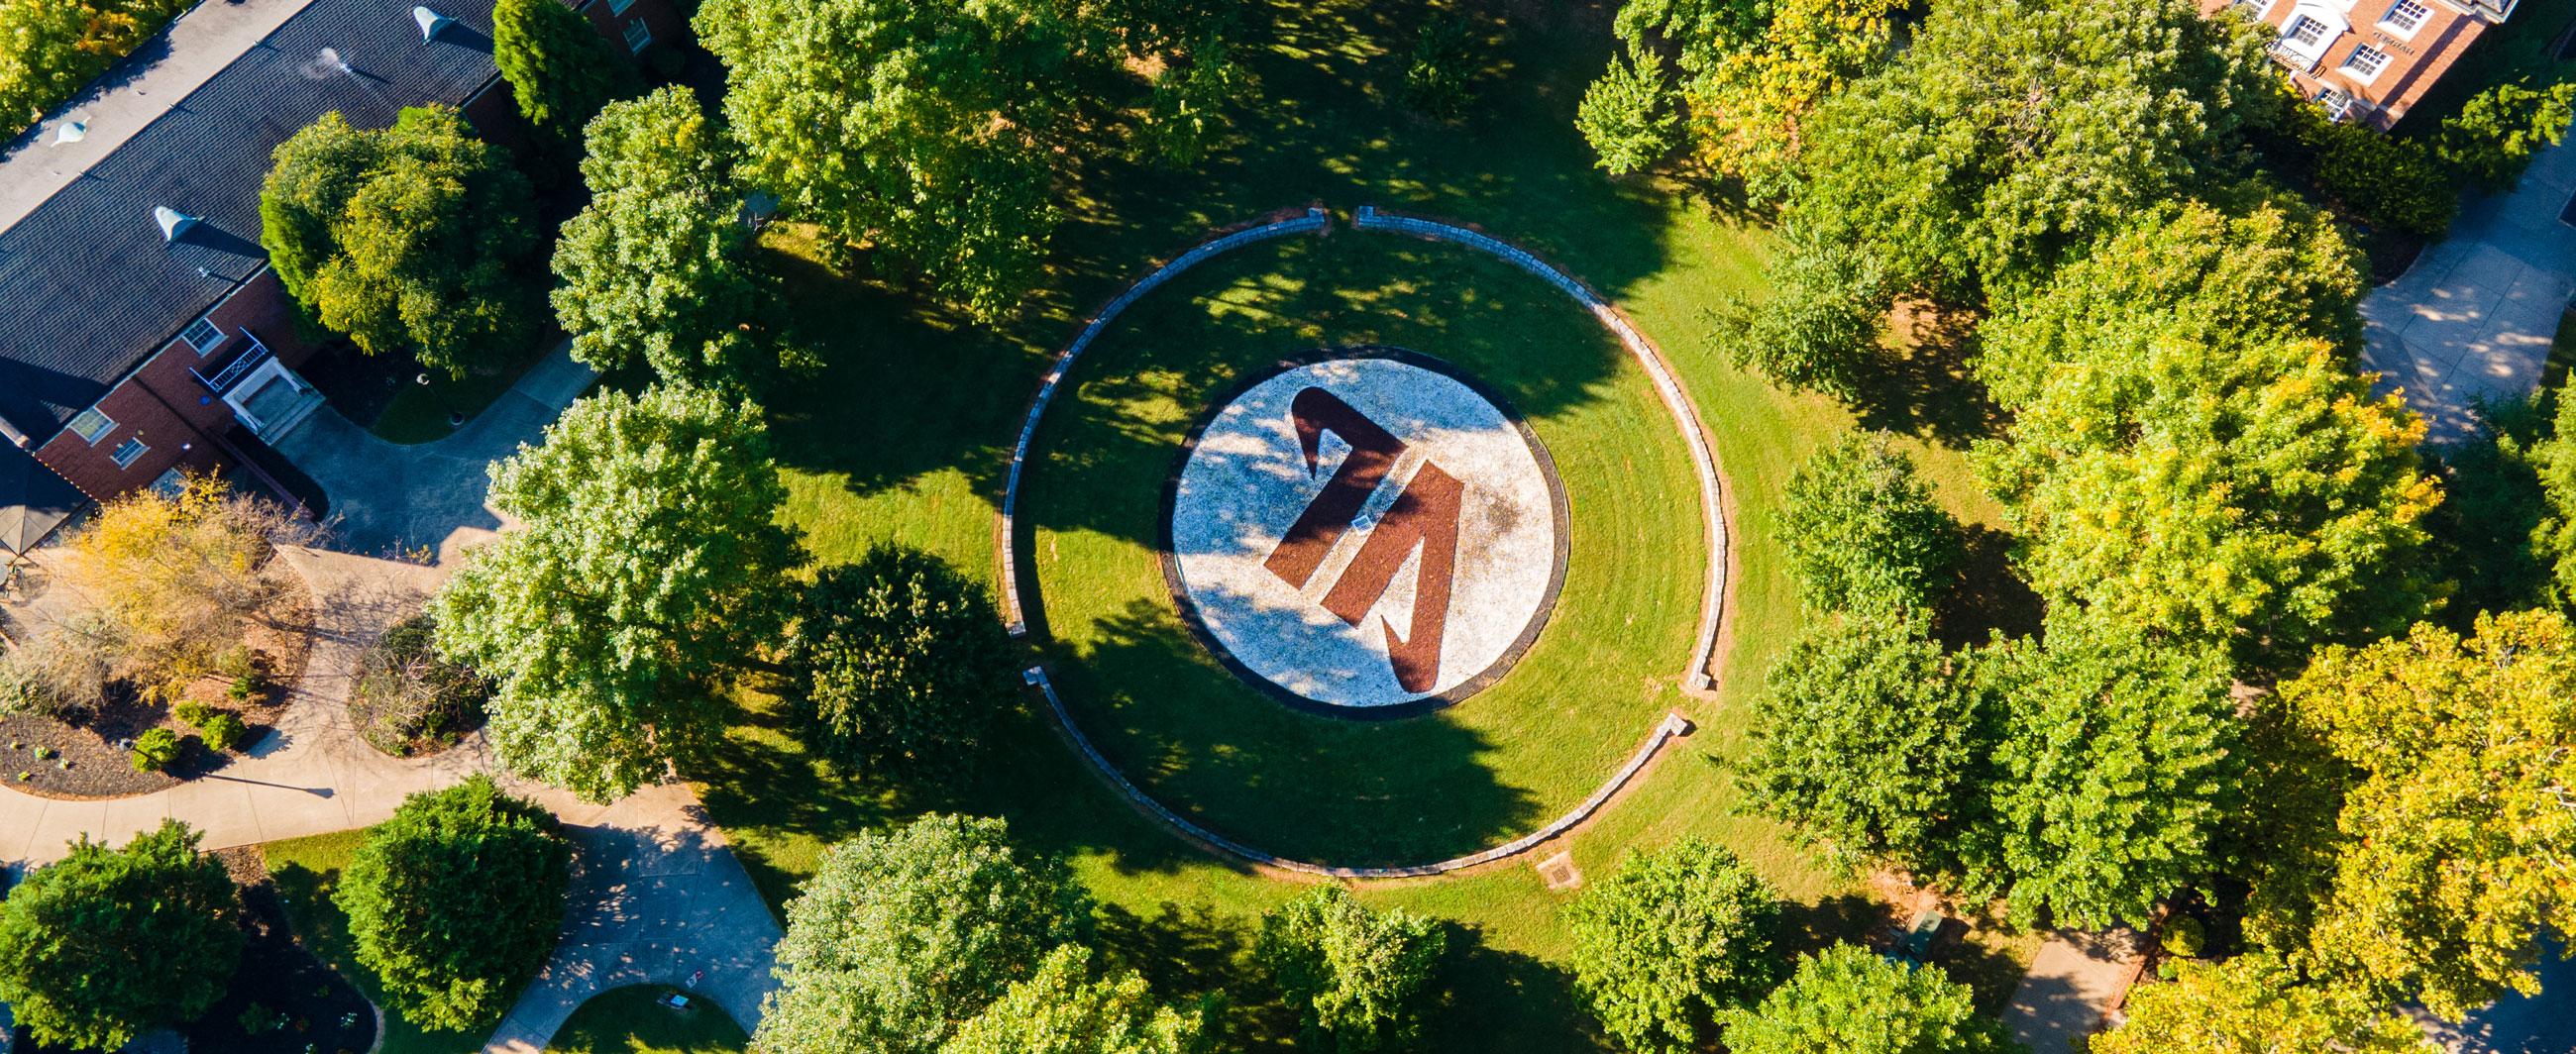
[1161,349,1569,714]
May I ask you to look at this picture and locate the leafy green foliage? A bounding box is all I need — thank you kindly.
[1564,839,1782,1054]
[2437,79,2576,194]
[552,86,764,388]
[1785,0,2275,304]
[0,821,242,1050]
[756,814,1091,1054]
[1970,616,2239,928]
[1976,199,2436,659]
[1705,226,1885,395]
[1718,943,2017,1054]
[788,545,1018,776]
[1776,432,1961,617]
[1253,886,1446,1054]
[2278,610,2576,1019]
[493,0,640,158]
[197,711,249,752]
[2422,394,2553,621]
[2520,394,2576,606]
[258,107,544,375]
[2088,954,2418,1054]
[431,386,805,800]
[695,0,1099,320]
[1583,0,1903,188]
[1136,33,1240,168]
[0,0,191,138]
[1402,14,1478,120]
[1738,618,1986,877]
[941,945,1205,1054]
[336,777,571,1031]
[131,727,180,772]
[2275,97,2459,238]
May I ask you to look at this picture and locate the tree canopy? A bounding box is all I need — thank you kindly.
[1718,943,2016,1054]
[1254,885,1448,1053]
[2277,610,2576,1019]
[552,85,765,388]
[431,385,805,800]
[493,0,639,157]
[1975,200,2437,659]
[1564,839,1782,1054]
[0,0,191,139]
[0,821,242,1051]
[258,106,544,375]
[757,814,1091,1054]
[336,777,571,1031]
[941,944,1204,1054]
[788,545,1019,776]
[1775,432,1961,617]
[2088,954,2419,1054]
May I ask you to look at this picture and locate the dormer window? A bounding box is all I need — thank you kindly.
[2285,14,2330,46]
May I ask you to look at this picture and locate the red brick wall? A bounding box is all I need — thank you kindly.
[2215,0,2495,130]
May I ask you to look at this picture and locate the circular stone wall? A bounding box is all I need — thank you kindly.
[1163,351,1568,714]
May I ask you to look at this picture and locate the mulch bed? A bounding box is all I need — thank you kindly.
[6,852,376,1054]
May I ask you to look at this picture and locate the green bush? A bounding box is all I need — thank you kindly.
[788,546,1018,776]
[336,776,571,1030]
[131,728,181,772]
[0,821,241,1050]
[1255,885,1448,1052]
[173,701,216,728]
[198,712,250,753]
[1566,840,1783,1054]
[2161,915,2209,959]
[2284,99,2457,237]
[2439,80,2576,194]
[1403,13,1478,119]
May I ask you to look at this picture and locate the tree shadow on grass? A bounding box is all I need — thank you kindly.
[1848,305,2002,451]
[1094,901,1299,1050]
[1427,920,1599,1052]
[1933,526,2045,649]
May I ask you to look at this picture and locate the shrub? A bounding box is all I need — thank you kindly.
[131,728,181,772]
[351,613,491,755]
[1403,13,1478,119]
[336,777,571,1031]
[1565,839,1783,1054]
[1776,432,1962,617]
[0,821,242,1050]
[2438,80,2576,194]
[1255,885,1448,1053]
[788,547,1018,776]
[2161,915,2208,959]
[173,700,215,727]
[2284,99,2457,237]
[1718,943,2014,1054]
[198,712,250,753]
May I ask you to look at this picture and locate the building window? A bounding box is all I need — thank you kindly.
[110,437,148,469]
[606,0,634,12]
[178,317,224,355]
[621,18,651,53]
[66,407,115,444]
[2383,0,2429,33]
[2319,87,2357,121]
[2285,14,2330,46]
[2343,45,2391,79]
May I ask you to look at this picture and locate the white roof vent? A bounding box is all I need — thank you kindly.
[413,6,458,43]
[154,206,202,245]
[54,119,86,145]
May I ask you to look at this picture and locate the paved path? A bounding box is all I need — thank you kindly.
[2001,928,2142,1054]
[271,347,595,566]
[2363,129,2576,446]
[0,0,326,230]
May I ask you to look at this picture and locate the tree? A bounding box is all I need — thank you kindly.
[2275,95,2459,238]
[2087,954,2418,1054]
[1563,839,1782,1054]
[1706,224,1886,395]
[695,0,1103,319]
[493,0,639,156]
[431,386,804,800]
[0,820,242,1050]
[1975,200,2437,659]
[1402,13,1478,120]
[551,86,764,388]
[1783,0,2275,305]
[941,945,1205,1054]
[0,0,192,138]
[1581,0,1905,188]
[2439,80,2576,193]
[1719,943,2016,1054]
[1135,32,1240,168]
[757,814,1091,1054]
[788,546,1018,775]
[258,107,545,374]
[1775,432,1961,617]
[336,777,571,1031]
[1971,616,2240,929]
[1737,618,1987,878]
[2279,610,2576,1019]
[2525,395,2576,605]
[1253,885,1446,1053]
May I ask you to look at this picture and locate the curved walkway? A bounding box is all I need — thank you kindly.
[997,206,1734,877]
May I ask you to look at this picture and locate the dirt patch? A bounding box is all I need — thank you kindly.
[0,710,181,798]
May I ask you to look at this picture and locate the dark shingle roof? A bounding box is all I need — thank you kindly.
[0,0,504,445]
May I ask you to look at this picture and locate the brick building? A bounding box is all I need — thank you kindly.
[0,0,683,555]
[2214,0,2522,130]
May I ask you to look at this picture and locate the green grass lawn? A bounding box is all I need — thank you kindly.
[372,349,551,444]
[690,1,2029,1050]
[263,829,487,1054]
[548,987,748,1054]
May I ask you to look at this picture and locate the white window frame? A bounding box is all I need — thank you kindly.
[2285,14,2330,46]
[65,407,116,445]
[2342,45,2391,81]
[2381,0,2429,36]
[110,437,148,469]
[178,317,223,355]
[621,18,651,53]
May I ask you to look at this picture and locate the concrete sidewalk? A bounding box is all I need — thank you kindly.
[2363,128,2576,446]
[2002,928,2143,1054]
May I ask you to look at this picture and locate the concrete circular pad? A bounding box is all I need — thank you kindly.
[1161,350,1568,715]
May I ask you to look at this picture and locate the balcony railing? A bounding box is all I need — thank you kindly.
[192,331,272,394]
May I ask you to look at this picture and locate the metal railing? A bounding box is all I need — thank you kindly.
[192,331,272,394]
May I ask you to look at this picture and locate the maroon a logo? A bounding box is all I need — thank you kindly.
[1262,388,1463,693]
